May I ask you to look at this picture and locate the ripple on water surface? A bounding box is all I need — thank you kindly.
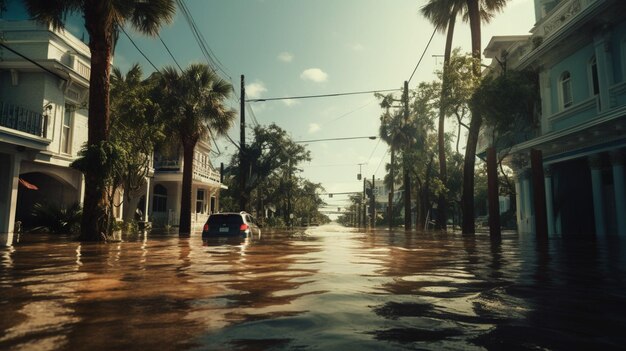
[1,225,626,350]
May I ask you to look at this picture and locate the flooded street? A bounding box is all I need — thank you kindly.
[2,224,626,350]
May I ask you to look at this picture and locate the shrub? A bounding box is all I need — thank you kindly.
[30,202,82,234]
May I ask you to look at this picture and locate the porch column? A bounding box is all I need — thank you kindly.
[589,154,606,236]
[77,175,85,206]
[0,154,21,234]
[514,176,522,230]
[144,177,151,222]
[593,32,613,110]
[544,166,556,237]
[611,150,626,236]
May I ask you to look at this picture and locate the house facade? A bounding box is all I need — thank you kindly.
[149,140,224,229]
[0,19,91,236]
[482,0,626,236]
[0,13,225,235]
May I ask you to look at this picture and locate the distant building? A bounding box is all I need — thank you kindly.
[150,140,224,228]
[480,0,626,236]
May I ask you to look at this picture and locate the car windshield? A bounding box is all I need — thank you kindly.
[208,214,243,225]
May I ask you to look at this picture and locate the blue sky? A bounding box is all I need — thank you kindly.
[5,0,537,209]
[118,0,537,209]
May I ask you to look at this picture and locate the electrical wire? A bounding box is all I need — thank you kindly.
[0,42,67,81]
[366,137,381,165]
[374,149,389,174]
[408,27,437,83]
[120,26,159,72]
[157,33,183,71]
[175,0,230,78]
[246,88,400,103]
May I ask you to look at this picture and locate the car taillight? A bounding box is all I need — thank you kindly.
[203,224,209,231]
[240,223,249,231]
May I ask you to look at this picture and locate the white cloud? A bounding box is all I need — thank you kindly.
[246,81,267,99]
[282,99,299,107]
[308,123,321,133]
[277,52,294,62]
[351,43,364,51]
[300,68,328,83]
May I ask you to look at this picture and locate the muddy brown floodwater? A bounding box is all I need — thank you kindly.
[1,224,626,350]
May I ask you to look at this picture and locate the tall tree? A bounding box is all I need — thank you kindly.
[23,0,176,241]
[421,0,464,231]
[461,0,508,234]
[156,64,236,235]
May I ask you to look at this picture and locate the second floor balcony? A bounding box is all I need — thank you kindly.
[0,101,49,140]
[154,158,221,185]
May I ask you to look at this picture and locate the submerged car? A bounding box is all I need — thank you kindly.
[202,212,261,238]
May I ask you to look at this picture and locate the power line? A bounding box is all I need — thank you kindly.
[175,0,230,78]
[374,149,389,174]
[295,136,377,143]
[366,137,381,165]
[0,42,67,81]
[246,88,401,103]
[157,33,183,71]
[408,27,437,83]
[120,26,159,72]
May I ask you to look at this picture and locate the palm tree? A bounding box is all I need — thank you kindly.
[379,95,416,230]
[156,64,236,235]
[421,0,506,232]
[462,0,508,234]
[421,0,463,231]
[23,0,176,241]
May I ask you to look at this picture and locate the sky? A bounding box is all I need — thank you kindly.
[10,0,537,211]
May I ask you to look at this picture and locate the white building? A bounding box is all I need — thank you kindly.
[0,19,91,235]
[149,140,224,229]
[0,18,225,236]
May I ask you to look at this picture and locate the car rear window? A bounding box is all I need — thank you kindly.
[208,214,243,225]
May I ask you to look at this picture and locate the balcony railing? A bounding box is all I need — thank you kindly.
[534,0,598,38]
[0,101,48,138]
[154,159,221,184]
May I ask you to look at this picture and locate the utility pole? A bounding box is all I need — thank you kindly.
[239,75,247,211]
[363,177,367,229]
[403,80,412,231]
[389,148,394,230]
[371,175,376,228]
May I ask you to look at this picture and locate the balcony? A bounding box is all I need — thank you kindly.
[0,101,48,139]
[154,159,221,185]
[533,0,598,39]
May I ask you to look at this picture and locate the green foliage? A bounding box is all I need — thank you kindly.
[221,123,326,226]
[471,68,540,148]
[30,202,82,234]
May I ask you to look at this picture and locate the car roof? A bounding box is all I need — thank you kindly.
[210,212,250,216]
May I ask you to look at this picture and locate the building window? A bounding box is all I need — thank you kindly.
[153,184,167,212]
[589,57,599,96]
[561,71,573,109]
[196,189,205,213]
[61,105,73,154]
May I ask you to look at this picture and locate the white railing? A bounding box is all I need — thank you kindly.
[534,0,598,39]
[154,158,221,184]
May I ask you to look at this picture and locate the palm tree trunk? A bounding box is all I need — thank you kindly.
[436,14,456,231]
[79,7,113,241]
[462,0,483,235]
[179,142,196,235]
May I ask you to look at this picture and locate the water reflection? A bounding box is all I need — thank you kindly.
[0,225,626,350]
